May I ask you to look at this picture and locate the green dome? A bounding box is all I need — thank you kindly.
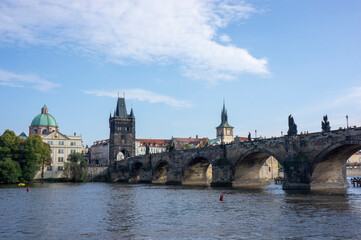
[31,105,58,127]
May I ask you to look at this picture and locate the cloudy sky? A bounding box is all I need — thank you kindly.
[0,0,360,146]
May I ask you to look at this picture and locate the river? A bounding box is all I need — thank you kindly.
[1,182,361,239]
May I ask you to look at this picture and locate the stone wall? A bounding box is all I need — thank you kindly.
[88,166,109,181]
[347,168,361,177]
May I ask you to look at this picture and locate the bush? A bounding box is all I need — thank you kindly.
[0,158,22,183]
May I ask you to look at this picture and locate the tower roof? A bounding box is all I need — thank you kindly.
[30,105,58,127]
[129,107,135,118]
[217,101,233,128]
[114,98,128,118]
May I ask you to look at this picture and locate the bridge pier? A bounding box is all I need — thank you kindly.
[282,154,311,191]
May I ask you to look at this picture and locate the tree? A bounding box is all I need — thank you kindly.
[22,134,51,181]
[0,158,22,183]
[0,130,21,161]
[63,153,88,182]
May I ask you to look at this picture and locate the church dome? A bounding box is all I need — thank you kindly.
[30,105,58,127]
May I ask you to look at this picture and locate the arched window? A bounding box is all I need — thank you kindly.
[34,129,38,134]
[42,129,47,134]
[116,151,125,161]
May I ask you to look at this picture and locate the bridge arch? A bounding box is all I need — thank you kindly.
[116,149,130,161]
[311,140,361,189]
[183,156,212,186]
[152,160,170,184]
[233,148,282,187]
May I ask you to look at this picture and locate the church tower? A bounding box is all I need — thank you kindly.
[216,101,234,144]
[109,97,135,164]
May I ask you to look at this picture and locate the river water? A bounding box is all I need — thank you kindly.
[1,182,361,240]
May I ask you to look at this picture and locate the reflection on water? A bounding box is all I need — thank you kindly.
[1,182,361,239]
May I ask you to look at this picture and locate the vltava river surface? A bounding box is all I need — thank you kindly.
[1,182,361,239]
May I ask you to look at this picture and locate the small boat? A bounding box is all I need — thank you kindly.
[18,183,25,186]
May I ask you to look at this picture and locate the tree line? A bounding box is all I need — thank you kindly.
[0,129,88,183]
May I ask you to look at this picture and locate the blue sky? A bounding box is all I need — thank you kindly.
[0,0,360,146]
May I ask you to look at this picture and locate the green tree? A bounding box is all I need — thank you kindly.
[63,153,88,182]
[22,134,51,181]
[0,158,22,183]
[0,130,21,161]
[184,143,191,149]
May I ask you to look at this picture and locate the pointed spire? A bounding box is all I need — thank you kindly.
[217,100,233,128]
[109,111,112,119]
[221,100,227,124]
[114,97,128,118]
[129,107,135,118]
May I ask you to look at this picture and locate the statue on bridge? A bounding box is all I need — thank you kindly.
[287,115,298,136]
[248,132,251,141]
[322,115,331,132]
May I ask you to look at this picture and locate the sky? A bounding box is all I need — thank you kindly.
[0,0,360,146]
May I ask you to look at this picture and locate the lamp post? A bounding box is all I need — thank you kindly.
[346,115,349,129]
[255,130,257,139]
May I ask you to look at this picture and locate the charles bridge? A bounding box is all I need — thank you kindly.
[110,127,361,191]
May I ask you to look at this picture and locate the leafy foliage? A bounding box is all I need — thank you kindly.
[63,153,88,182]
[0,130,21,161]
[22,134,51,181]
[0,158,22,183]
[0,130,51,183]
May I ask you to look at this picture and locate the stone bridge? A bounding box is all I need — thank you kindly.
[111,127,361,190]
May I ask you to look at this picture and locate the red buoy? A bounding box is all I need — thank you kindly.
[27,187,29,192]
[220,194,224,201]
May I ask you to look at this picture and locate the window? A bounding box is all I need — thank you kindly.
[58,166,63,171]
[58,141,64,145]
[47,166,52,171]
[34,129,38,134]
[58,157,64,162]
[71,149,76,154]
[58,149,64,154]
[47,141,53,145]
[70,142,76,146]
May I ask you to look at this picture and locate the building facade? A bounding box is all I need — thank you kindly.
[109,97,135,164]
[29,105,84,179]
[135,139,171,156]
[89,139,109,166]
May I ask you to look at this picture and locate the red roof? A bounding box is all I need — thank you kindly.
[136,139,171,147]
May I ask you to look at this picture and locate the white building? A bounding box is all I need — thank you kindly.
[135,139,170,156]
[29,105,84,179]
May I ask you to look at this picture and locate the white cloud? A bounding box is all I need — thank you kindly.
[0,0,268,84]
[219,34,231,43]
[83,89,194,108]
[0,69,59,91]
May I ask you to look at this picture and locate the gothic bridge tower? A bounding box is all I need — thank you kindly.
[216,101,234,144]
[109,97,135,164]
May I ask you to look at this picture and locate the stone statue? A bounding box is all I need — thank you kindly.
[248,132,251,141]
[287,115,298,136]
[321,115,331,132]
